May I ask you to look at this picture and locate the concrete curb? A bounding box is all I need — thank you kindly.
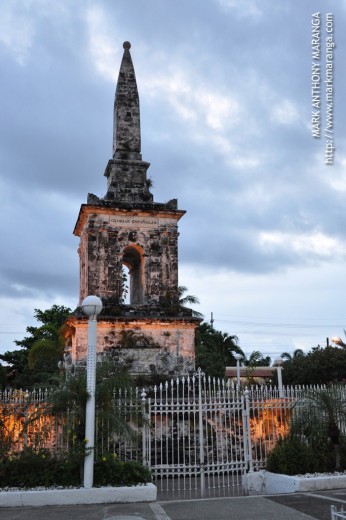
[243,470,346,495]
[0,483,157,507]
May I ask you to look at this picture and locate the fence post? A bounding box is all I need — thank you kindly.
[331,505,336,519]
[23,389,29,448]
[243,388,254,472]
[196,368,205,498]
[141,389,148,467]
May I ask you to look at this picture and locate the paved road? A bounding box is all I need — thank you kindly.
[1,491,346,520]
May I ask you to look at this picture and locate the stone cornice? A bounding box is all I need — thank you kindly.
[73,203,186,236]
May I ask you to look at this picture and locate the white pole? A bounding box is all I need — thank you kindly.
[277,366,283,398]
[274,357,284,398]
[84,315,97,488]
[234,353,242,388]
[81,295,102,489]
[141,389,147,467]
[244,388,254,472]
[197,368,205,498]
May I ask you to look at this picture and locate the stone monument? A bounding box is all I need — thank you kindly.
[64,42,201,377]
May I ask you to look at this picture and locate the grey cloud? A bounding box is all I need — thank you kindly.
[0,0,345,356]
[0,268,77,300]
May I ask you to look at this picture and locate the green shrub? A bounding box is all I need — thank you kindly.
[94,455,152,487]
[0,448,81,488]
[0,448,151,489]
[266,436,335,475]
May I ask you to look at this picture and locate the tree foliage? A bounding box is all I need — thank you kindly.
[47,359,135,454]
[291,385,346,471]
[243,350,271,367]
[0,305,71,388]
[281,349,305,361]
[195,323,243,378]
[282,345,346,386]
[267,384,346,474]
[178,286,200,306]
[178,285,203,318]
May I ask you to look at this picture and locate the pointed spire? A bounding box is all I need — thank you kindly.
[113,41,141,159]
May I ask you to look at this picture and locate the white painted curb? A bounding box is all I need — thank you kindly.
[243,470,346,495]
[0,483,157,507]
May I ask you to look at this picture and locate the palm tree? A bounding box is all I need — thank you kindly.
[178,286,200,306]
[281,349,305,361]
[244,350,271,367]
[178,286,203,318]
[47,360,136,458]
[292,385,346,471]
[195,323,243,378]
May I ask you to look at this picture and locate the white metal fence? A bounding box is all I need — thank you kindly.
[0,387,143,460]
[0,374,341,497]
[142,369,247,496]
[0,388,64,453]
[331,505,346,520]
[140,371,323,496]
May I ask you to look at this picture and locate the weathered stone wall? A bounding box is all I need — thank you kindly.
[104,159,152,203]
[66,317,196,376]
[78,208,181,305]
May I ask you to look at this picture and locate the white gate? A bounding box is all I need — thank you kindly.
[142,369,251,497]
[331,506,346,520]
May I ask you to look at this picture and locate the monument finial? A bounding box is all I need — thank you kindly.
[113,42,140,159]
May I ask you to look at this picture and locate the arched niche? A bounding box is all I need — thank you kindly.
[122,245,144,304]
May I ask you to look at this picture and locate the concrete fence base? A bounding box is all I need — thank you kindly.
[243,470,346,495]
[0,483,157,507]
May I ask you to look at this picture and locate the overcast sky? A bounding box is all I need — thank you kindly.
[1,0,346,362]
